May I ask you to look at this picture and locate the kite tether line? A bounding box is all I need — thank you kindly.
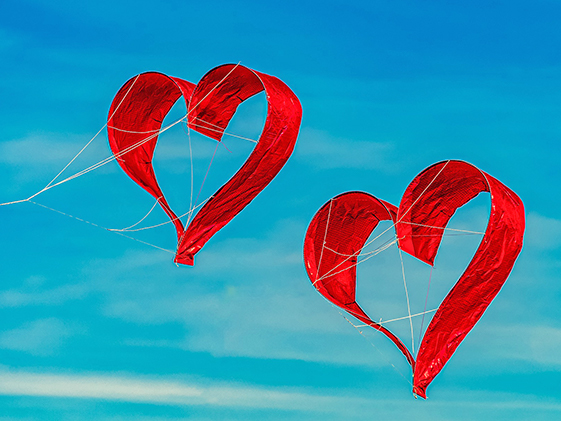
[0,65,261,253]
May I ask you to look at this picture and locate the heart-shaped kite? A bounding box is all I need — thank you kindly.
[107,64,302,265]
[303,160,525,398]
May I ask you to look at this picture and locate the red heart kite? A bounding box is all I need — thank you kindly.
[107,64,302,265]
[303,160,525,398]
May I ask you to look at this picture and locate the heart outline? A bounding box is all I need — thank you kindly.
[303,160,525,398]
[107,64,302,265]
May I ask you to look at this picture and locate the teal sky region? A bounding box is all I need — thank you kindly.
[0,1,560,420]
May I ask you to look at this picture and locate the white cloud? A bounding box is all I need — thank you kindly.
[0,132,113,191]
[525,212,561,250]
[455,323,561,370]
[0,369,374,413]
[0,368,560,416]
[0,318,73,356]
[528,326,561,367]
[0,283,89,308]
[84,220,412,368]
[85,213,520,370]
[0,133,105,167]
[295,128,399,171]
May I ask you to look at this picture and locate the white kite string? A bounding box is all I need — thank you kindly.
[313,161,454,363]
[189,117,259,144]
[351,308,438,327]
[336,307,413,387]
[0,63,265,259]
[417,266,434,352]
[315,199,333,278]
[110,198,210,233]
[43,75,142,192]
[28,200,175,255]
[180,62,243,232]
[1,62,258,209]
[110,197,163,231]
[314,162,452,284]
[6,113,187,209]
[398,245,415,354]
[399,221,484,235]
[313,237,398,286]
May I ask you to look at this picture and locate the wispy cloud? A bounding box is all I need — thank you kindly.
[0,133,105,167]
[475,323,561,369]
[85,212,533,371]
[295,128,399,172]
[0,132,113,191]
[0,318,73,356]
[0,368,560,416]
[0,369,373,413]
[0,279,89,308]
[525,212,561,251]
[84,220,402,368]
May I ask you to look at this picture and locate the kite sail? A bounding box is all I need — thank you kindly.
[303,191,415,368]
[303,160,525,399]
[396,160,525,398]
[108,64,302,265]
[107,72,196,241]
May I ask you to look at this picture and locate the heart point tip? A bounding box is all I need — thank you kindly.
[412,386,427,400]
[174,254,195,266]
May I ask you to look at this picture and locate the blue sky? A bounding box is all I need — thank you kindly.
[1,0,560,419]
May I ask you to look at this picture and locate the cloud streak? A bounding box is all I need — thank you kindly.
[0,318,73,356]
[525,212,561,251]
[295,128,399,172]
[0,369,372,413]
[0,368,560,417]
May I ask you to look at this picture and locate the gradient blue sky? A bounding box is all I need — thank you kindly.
[1,1,560,419]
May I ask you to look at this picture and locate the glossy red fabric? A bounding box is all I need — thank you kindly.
[303,192,415,368]
[108,65,301,265]
[175,65,302,265]
[304,161,524,399]
[396,160,525,398]
[107,72,195,240]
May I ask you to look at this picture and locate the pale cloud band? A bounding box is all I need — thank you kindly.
[0,369,559,414]
[0,370,370,413]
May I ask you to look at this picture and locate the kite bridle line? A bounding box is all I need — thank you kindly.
[315,161,452,283]
[321,228,484,260]
[0,63,257,206]
[0,73,142,207]
[354,308,438,327]
[398,243,415,354]
[0,63,264,254]
[188,117,258,144]
[314,198,334,282]
[184,138,220,230]
[312,236,400,286]
[27,200,176,255]
[314,161,453,296]
[42,74,142,192]
[181,61,246,230]
[109,198,211,233]
[177,62,261,248]
[312,159,488,368]
[417,265,434,351]
[338,305,415,389]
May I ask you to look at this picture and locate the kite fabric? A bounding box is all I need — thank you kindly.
[107,64,302,265]
[303,191,416,368]
[396,160,525,399]
[175,65,302,265]
[303,160,525,399]
[107,72,195,240]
